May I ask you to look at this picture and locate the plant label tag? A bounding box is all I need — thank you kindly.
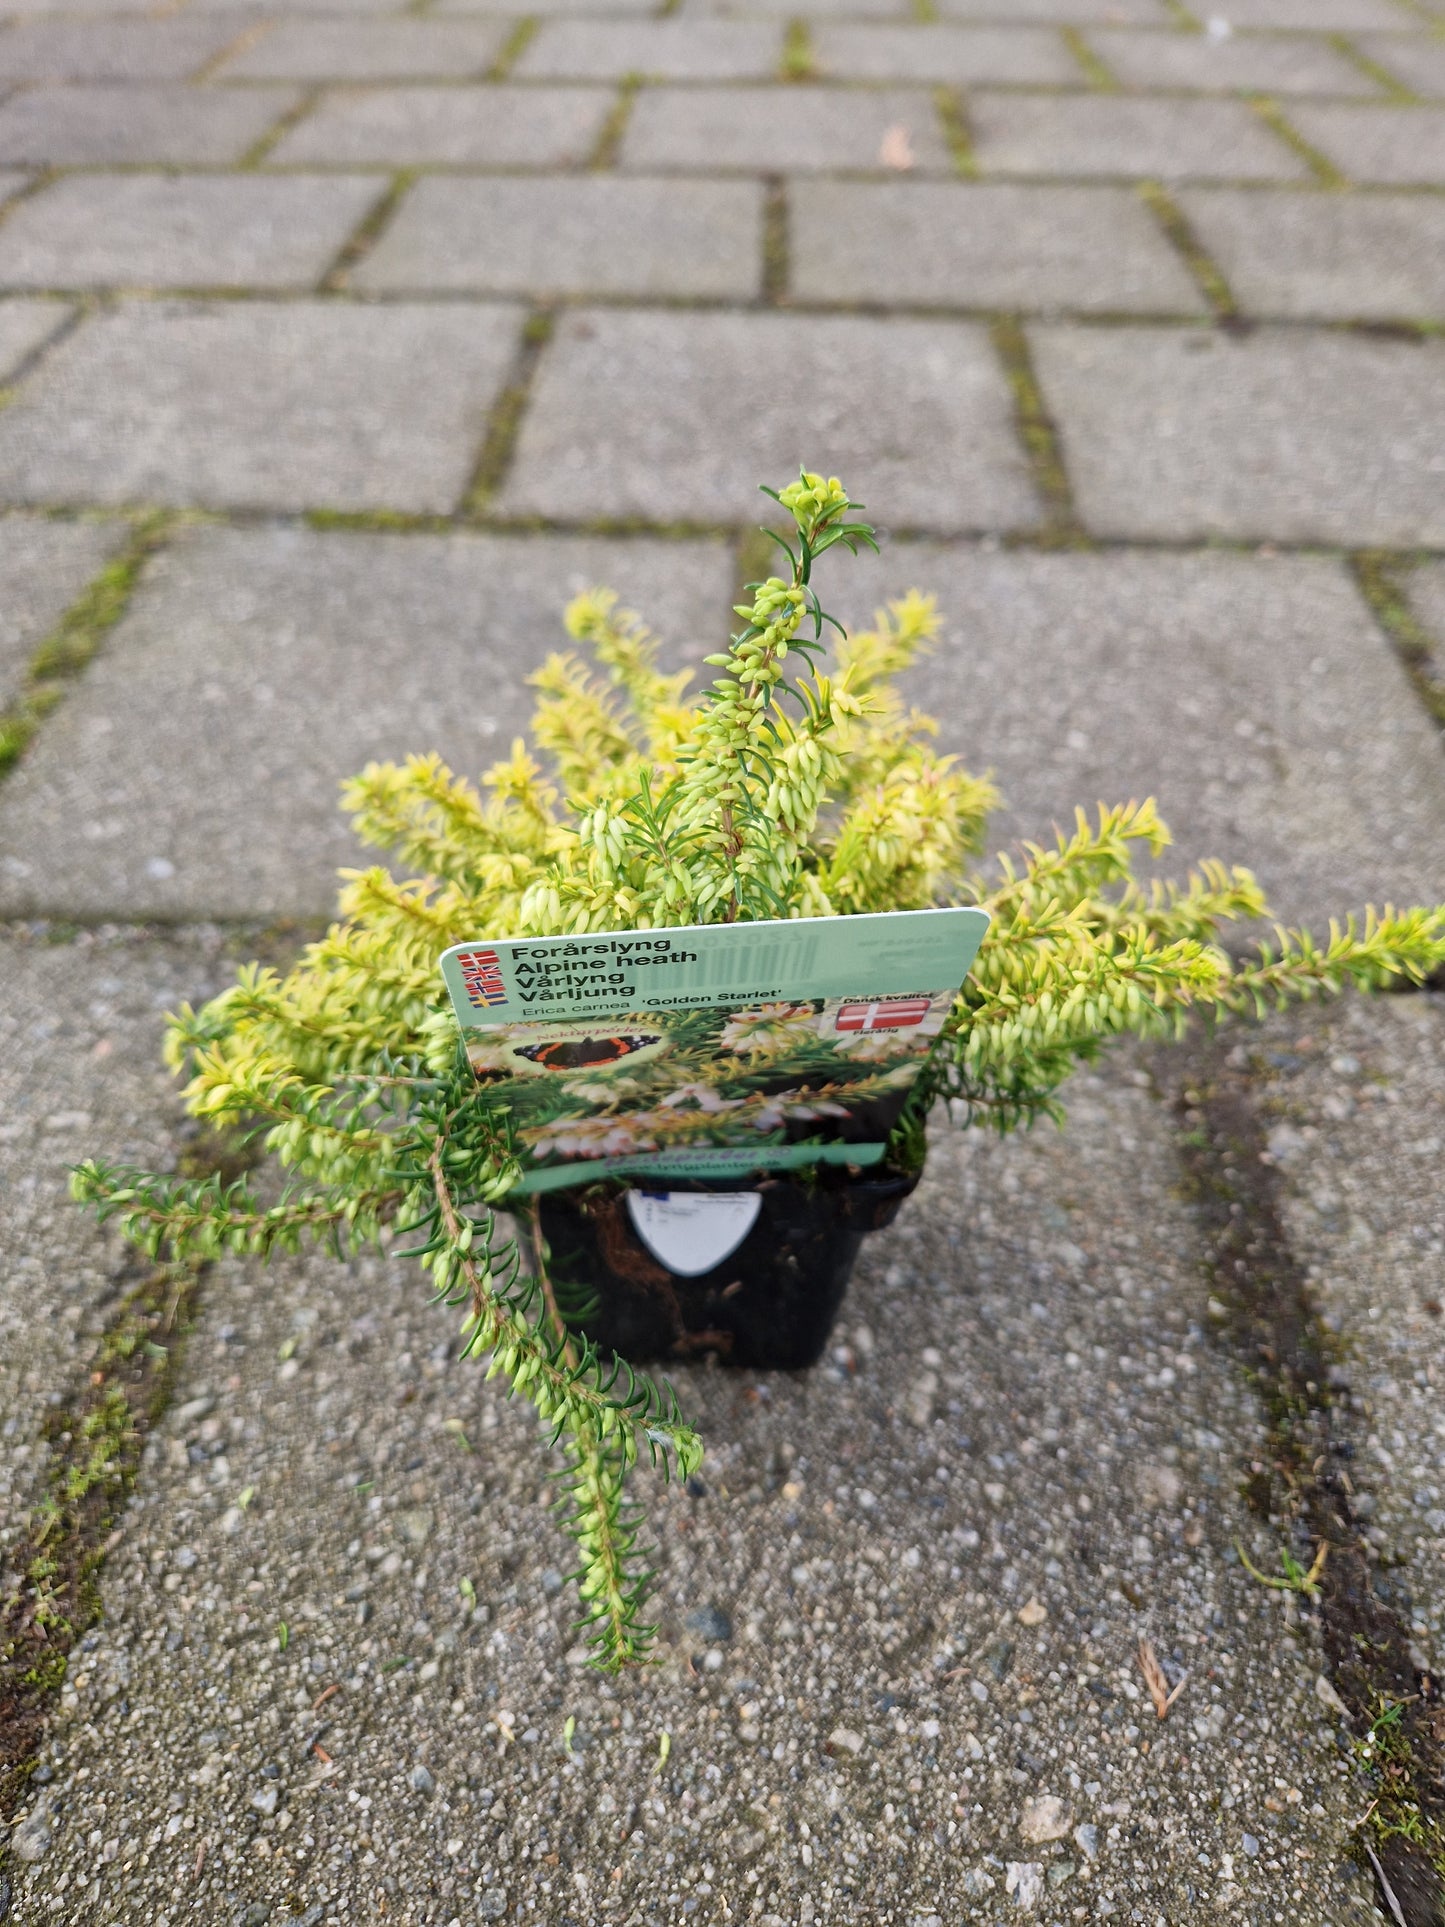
[440,904,990,1196]
[626,1190,763,1278]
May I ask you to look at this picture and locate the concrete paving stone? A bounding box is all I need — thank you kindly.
[1084,25,1387,94]
[500,307,1039,531]
[935,0,1171,20]
[0,0,157,15]
[970,90,1309,179]
[0,931,235,1562]
[516,18,783,78]
[268,81,614,165]
[0,514,125,709]
[810,22,1082,83]
[440,0,661,11]
[1179,185,1445,320]
[0,168,26,205]
[1253,994,1445,1664]
[0,14,251,81]
[829,544,1445,925]
[0,527,733,918]
[685,0,912,13]
[219,18,510,79]
[1189,0,1413,23]
[1354,30,1445,96]
[0,299,522,513]
[1032,322,1445,544]
[0,173,385,292]
[790,180,1202,313]
[1,1010,1383,1926]
[621,84,953,172]
[1285,100,1445,182]
[356,175,762,298]
[0,294,70,378]
[0,82,299,165]
[188,0,406,11]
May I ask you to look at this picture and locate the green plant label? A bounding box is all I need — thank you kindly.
[439,907,989,1194]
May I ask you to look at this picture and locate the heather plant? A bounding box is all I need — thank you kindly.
[75,472,1445,1668]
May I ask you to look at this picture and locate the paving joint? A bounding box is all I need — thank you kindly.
[1172,1040,1445,1924]
[1329,31,1421,103]
[588,78,637,170]
[487,17,538,83]
[1060,27,1118,91]
[935,85,977,179]
[461,305,556,515]
[760,175,788,306]
[237,86,325,171]
[318,169,418,290]
[1350,552,1445,732]
[989,314,1087,547]
[0,512,173,785]
[1137,179,1241,325]
[0,1256,206,1837]
[1249,96,1350,190]
[190,18,276,86]
[780,19,814,84]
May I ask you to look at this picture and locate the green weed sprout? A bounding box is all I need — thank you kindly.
[74,471,1445,1669]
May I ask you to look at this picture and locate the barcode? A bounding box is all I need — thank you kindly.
[694,934,820,987]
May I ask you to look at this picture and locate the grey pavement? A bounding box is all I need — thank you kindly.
[0,300,524,512]
[0,929,1390,1925]
[496,310,1039,529]
[0,295,70,379]
[356,177,763,298]
[1030,325,1445,545]
[1251,994,1445,1660]
[0,174,387,291]
[0,515,126,708]
[788,181,1202,314]
[1175,188,1445,323]
[3,0,1445,1921]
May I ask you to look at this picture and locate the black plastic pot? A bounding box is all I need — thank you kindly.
[537,1165,919,1372]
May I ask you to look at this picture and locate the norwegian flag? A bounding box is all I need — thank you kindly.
[834,997,934,1033]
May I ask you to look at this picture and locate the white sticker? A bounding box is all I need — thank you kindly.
[625,1190,763,1278]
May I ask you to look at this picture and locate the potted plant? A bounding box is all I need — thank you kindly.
[76,471,1445,1669]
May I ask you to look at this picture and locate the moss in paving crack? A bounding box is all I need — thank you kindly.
[1173,1047,1445,1923]
[488,16,537,81]
[781,20,815,82]
[1062,27,1117,89]
[1330,33,1418,102]
[590,78,639,170]
[989,315,1085,545]
[762,178,789,305]
[239,85,323,168]
[1351,552,1445,732]
[1249,97,1348,188]
[0,514,172,785]
[463,307,556,514]
[910,0,938,19]
[0,1259,202,1825]
[936,87,978,179]
[321,170,417,290]
[1138,180,1239,324]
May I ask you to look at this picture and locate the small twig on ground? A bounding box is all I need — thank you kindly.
[1137,1637,1188,1720]
[1363,1840,1409,1927]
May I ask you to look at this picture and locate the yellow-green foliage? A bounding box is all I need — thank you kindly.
[75,470,1445,1668]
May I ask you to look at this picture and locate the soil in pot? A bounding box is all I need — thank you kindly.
[537,1166,919,1371]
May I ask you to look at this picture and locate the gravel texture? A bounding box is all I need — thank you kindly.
[2,932,1393,1924]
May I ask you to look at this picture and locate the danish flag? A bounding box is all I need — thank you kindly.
[835,997,933,1033]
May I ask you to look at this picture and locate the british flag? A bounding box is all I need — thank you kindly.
[834,997,934,1033]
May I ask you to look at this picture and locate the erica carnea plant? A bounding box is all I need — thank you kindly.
[75,472,1445,1669]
